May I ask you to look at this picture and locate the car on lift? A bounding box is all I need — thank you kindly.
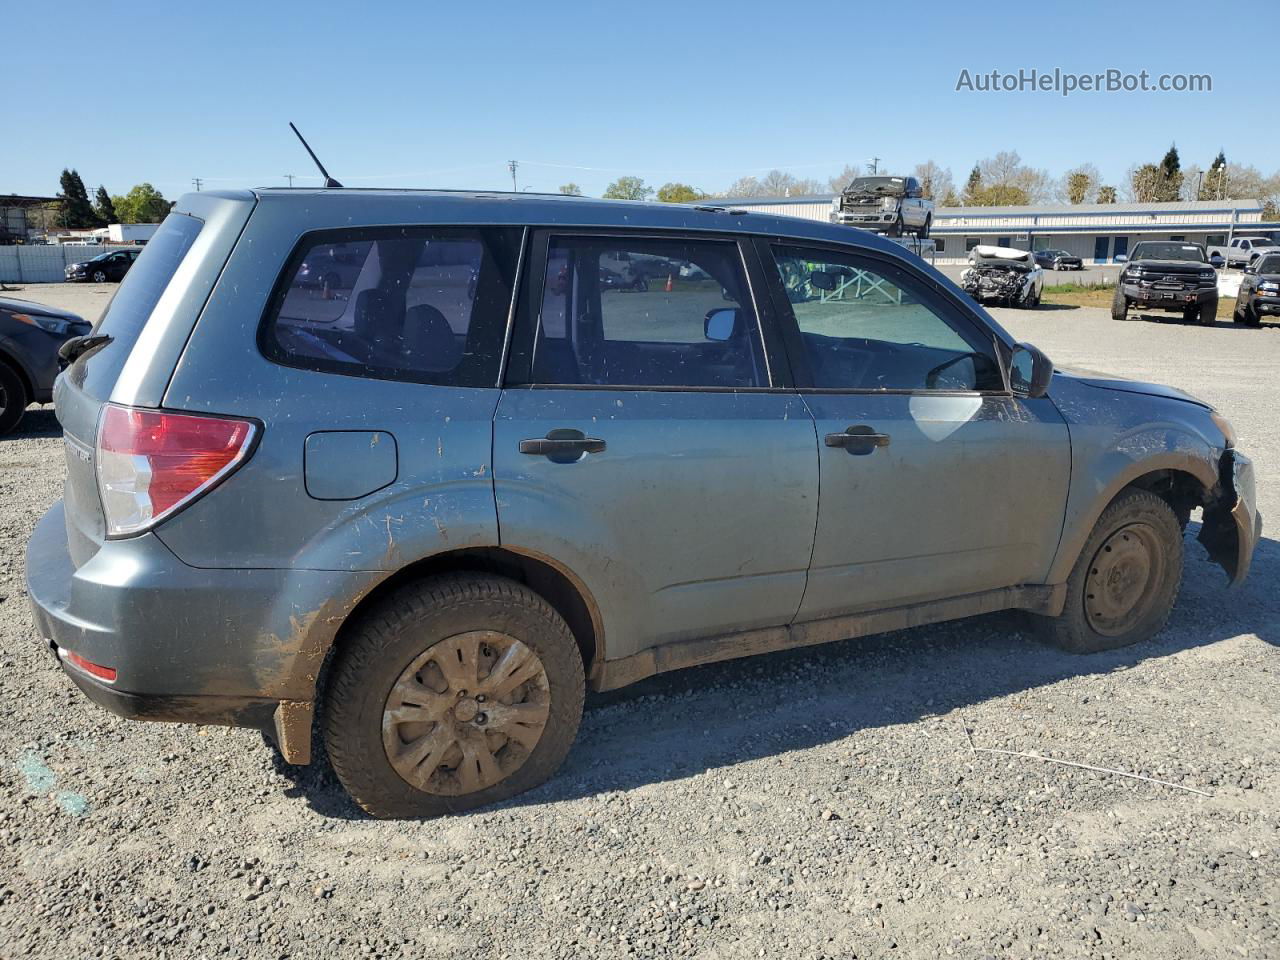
[830,175,933,238]
[27,190,1259,818]
[1112,241,1220,324]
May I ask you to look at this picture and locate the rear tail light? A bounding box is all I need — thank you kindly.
[96,404,258,538]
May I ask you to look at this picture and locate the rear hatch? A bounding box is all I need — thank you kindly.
[56,193,256,565]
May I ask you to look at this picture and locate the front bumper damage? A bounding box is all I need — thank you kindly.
[1199,449,1261,585]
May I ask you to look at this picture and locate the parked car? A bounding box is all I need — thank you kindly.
[1232,253,1280,326]
[27,192,1259,818]
[830,175,933,238]
[1033,249,1083,271]
[961,246,1045,307]
[1209,236,1280,270]
[1112,241,1219,324]
[64,248,140,283]
[0,297,92,434]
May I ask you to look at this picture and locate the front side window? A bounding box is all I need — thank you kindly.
[262,228,518,387]
[771,244,1003,392]
[527,236,767,388]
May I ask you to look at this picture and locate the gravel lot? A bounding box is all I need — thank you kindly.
[1,284,1276,960]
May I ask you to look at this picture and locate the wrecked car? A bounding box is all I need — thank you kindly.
[830,175,933,238]
[961,245,1045,308]
[27,189,1260,818]
[1112,240,1219,325]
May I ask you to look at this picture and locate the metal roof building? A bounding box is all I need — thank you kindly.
[707,194,1278,264]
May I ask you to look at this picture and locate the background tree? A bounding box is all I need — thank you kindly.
[601,176,653,201]
[655,182,704,203]
[759,169,822,196]
[912,160,954,202]
[827,164,862,193]
[976,151,1052,203]
[111,183,170,223]
[57,169,99,228]
[939,188,960,207]
[1156,144,1183,201]
[1125,163,1163,203]
[1060,163,1101,204]
[719,175,764,198]
[962,165,983,205]
[1178,164,1203,201]
[1096,185,1118,204]
[1200,151,1228,199]
[93,186,118,223]
[557,183,582,196]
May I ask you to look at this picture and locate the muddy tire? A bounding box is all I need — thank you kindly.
[1110,286,1129,321]
[1035,489,1183,654]
[324,574,584,819]
[0,360,28,436]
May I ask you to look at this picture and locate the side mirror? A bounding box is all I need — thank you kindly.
[1009,342,1054,399]
[808,270,837,292]
[705,307,739,342]
[1113,254,1128,263]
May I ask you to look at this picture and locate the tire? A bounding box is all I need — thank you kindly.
[324,574,585,819]
[887,216,903,238]
[1035,488,1183,654]
[0,360,29,436]
[917,216,931,240]
[1110,285,1129,321]
[91,270,107,283]
[1197,297,1218,326]
[1024,285,1041,308]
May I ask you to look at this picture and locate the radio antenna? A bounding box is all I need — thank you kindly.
[288,122,343,188]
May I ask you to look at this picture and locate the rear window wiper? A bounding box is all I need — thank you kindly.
[58,333,113,367]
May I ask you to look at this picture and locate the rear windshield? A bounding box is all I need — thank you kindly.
[80,212,203,391]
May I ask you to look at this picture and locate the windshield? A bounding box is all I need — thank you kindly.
[1256,255,1280,274]
[844,177,905,196]
[1131,242,1206,263]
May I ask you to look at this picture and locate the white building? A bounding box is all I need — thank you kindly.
[708,196,1278,265]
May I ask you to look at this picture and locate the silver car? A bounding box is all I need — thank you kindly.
[26,190,1260,818]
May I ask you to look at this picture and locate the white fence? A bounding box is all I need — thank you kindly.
[0,244,139,284]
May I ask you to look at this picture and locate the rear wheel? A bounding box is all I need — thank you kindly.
[1035,489,1183,654]
[917,215,931,240]
[324,574,585,819]
[1110,285,1130,321]
[0,361,29,435]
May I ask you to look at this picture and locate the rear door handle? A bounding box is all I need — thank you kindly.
[519,429,606,459]
[824,425,891,455]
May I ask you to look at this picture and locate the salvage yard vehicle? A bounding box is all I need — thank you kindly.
[64,248,140,283]
[1210,236,1280,270]
[1232,253,1280,326]
[27,189,1260,818]
[0,296,91,434]
[1112,241,1220,324]
[830,175,933,238]
[960,245,1044,307]
[1033,249,1083,271]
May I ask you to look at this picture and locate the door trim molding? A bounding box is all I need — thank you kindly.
[591,583,1066,691]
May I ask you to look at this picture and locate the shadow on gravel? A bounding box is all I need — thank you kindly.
[0,407,61,441]
[1028,303,1078,311]
[272,529,1280,820]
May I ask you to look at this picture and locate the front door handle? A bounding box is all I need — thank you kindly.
[824,425,891,455]
[519,428,606,460]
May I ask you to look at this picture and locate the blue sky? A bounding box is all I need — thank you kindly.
[9,0,1272,201]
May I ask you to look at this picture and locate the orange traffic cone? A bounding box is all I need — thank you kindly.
[665,273,673,293]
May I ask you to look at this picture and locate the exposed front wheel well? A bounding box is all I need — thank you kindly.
[1123,468,1211,529]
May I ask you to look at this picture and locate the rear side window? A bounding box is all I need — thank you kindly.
[262,227,520,387]
[81,212,203,391]
[523,236,767,388]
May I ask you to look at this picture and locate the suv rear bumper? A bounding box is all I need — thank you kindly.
[25,500,375,731]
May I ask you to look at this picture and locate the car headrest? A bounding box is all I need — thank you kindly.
[354,290,402,343]
[402,304,463,373]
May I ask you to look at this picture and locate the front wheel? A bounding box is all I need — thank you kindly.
[886,215,904,238]
[1110,285,1130,321]
[1196,297,1218,326]
[1034,489,1183,654]
[1234,298,1261,326]
[324,574,585,819]
[0,361,29,435]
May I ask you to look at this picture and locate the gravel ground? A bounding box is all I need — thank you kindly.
[1,285,1276,960]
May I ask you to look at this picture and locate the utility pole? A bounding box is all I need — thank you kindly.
[508,160,519,192]
[191,177,203,191]
[866,157,881,175]
[283,174,296,187]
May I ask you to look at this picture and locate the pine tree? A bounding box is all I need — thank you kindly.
[1201,151,1228,200]
[1157,144,1183,202]
[93,186,117,224]
[58,169,100,228]
[962,165,983,205]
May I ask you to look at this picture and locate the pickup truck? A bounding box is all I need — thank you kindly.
[1209,236,1280,269]
[830,175,933,238]
[1113,240,1219,325]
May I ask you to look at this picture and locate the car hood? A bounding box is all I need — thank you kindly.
[0,296,86,324]
[1055,365,1209,408]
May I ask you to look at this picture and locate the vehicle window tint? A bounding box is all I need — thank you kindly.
[263,228,518,387]
[80,212,203,393]
[771,244,1003,392]
[529,236,767,388]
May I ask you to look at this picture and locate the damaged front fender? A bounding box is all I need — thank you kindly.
[1198,449,1261,585]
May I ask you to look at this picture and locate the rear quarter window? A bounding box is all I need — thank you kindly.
[79,212,203,393]
[261,227,521,387]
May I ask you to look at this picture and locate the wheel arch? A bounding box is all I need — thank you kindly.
[0,344,37,402]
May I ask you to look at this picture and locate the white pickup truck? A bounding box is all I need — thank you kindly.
[1209,236,1280,269]
[830,175,934,238]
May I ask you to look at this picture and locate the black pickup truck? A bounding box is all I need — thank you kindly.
[1112,240,1219,325]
